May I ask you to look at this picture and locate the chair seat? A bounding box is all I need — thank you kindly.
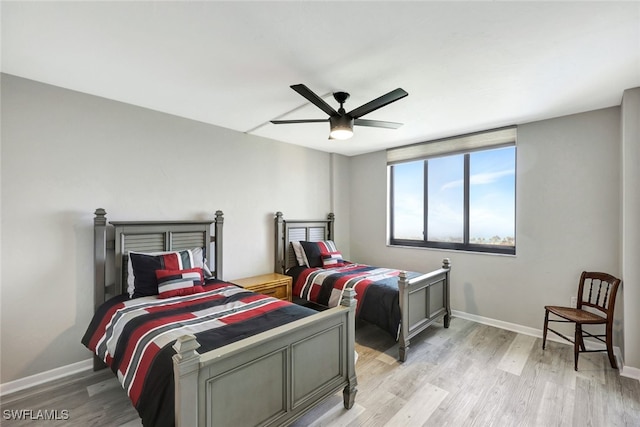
[545,305,606,324]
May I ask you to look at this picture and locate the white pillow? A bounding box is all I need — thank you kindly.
[193,247,213,277]
[291,241,309,267]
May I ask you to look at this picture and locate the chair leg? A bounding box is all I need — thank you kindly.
[577,324,586,351]
[542,310,549,350]
[606,323,617,369]
[574,325,580,371]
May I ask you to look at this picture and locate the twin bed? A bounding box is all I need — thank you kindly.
[83,209,451,426]
[274,212,451,362]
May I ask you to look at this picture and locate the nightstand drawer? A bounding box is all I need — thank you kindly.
[247,281,289,300]
[231,273,292,302]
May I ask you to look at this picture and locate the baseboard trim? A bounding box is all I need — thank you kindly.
[452,310,545,340]
[0,358,93,397]
[621,365,640,381]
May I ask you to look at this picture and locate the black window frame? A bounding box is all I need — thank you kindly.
[389,146,516,255]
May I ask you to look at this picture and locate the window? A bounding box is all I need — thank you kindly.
[388,128,516,254]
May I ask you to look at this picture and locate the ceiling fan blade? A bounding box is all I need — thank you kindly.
[290,84,338,117]
[270,119,328,124]
[354,119,403,129]
[347,88,408,119]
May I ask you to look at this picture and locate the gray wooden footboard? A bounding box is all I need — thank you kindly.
[173,288,358,427]
[397,258,451,362]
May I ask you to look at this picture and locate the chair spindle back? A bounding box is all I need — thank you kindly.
[577,271,621,318]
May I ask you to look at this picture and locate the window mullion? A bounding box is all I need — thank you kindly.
[463,154,470,245]
[423,160,428,242]
[389,165,395,241]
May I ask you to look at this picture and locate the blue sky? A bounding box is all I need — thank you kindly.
[392,146,515,242]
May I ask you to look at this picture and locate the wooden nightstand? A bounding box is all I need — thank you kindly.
[231,273,292,302]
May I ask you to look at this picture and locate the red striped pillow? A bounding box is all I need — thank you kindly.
[155,268,205,299]
[322,251,344,267]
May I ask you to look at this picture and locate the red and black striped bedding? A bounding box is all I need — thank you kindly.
[287,263,421,339]
[82,280,315,427]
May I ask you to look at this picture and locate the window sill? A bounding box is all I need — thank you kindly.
[387,242,516,257]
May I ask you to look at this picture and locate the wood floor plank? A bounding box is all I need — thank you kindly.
[117,420,143,427]
[86,376,121,397]
[535,380,575,427]
[497,333,536,376]
[383,382,448,427]
[290,396,366,427]
[308,402,367,427]
[348,390,404,427]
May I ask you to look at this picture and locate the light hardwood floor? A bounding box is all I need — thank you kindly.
[2,318,639,426]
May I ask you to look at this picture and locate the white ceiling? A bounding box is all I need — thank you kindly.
[2,1,639,156]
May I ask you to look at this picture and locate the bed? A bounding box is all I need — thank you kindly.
[274,212,451,362]
[83,208,357,427]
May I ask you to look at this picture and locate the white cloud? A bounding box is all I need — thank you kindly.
[441,168,514,191]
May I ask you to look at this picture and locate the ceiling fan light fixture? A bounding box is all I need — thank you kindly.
[272,84,408,140]
[329,115,354,140]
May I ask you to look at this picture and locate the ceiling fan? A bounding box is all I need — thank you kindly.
[271,84,408,140]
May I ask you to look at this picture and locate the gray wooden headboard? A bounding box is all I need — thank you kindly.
[274,211,334,274]
[93,208,224,313]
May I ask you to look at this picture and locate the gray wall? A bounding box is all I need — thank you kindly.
[350,106,638,370]
[0,74,347,383]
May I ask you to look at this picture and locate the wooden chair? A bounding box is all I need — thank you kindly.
[542,271,621,371]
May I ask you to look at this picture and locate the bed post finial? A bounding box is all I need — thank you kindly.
[442,258,451,269]
[94,208,107,226]
[173,334,201,362]
[341,287,357,310]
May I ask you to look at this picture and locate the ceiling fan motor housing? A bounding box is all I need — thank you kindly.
[330,114,354,128]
